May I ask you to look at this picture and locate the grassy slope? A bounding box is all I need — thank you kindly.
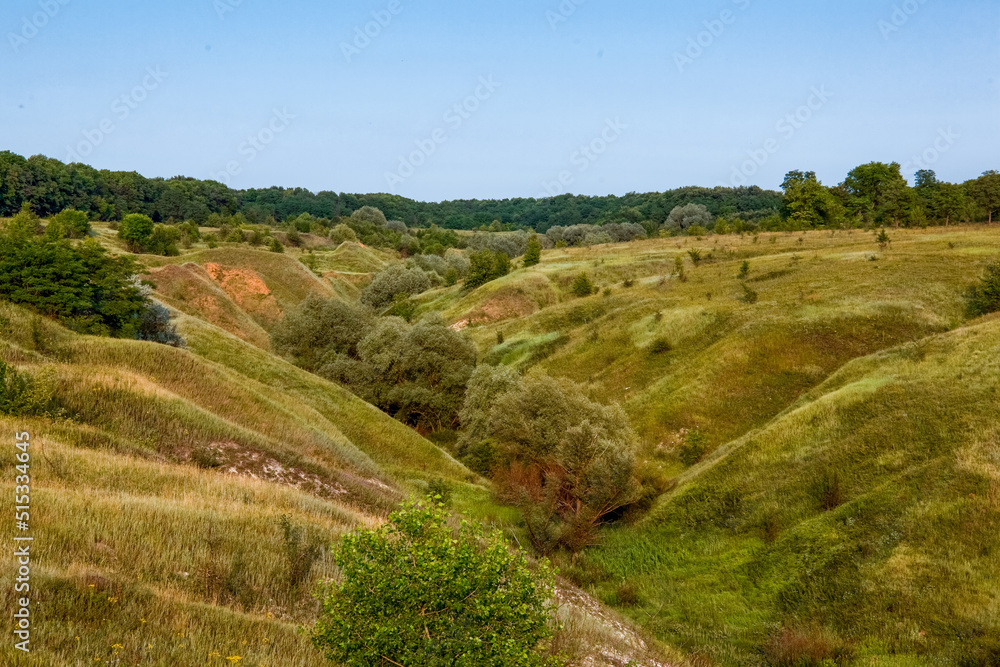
[0,235,677,667]
[591,314,1000,665]
[0,293,472,665]
[420,226,1000,665]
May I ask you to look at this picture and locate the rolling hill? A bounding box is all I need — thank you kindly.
[0,224,680,667]
[421,226,1000,665]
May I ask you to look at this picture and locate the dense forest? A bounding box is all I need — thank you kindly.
[2,152,997,233]
[0,151,781,230]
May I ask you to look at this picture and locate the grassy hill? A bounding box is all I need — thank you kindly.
[422,226,1000,665]
[0,229,681,666]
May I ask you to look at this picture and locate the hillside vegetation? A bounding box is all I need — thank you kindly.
[426,226,1000,665]
[0,223,679,666]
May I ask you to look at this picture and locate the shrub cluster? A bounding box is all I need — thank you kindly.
[313,501,555,667]
[272,295,476,430]
[459,368,639,554]
[1,209,166,339]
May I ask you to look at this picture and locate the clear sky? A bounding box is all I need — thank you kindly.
[2,0,997,201]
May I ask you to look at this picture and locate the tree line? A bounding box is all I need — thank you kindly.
[0,150,781,230]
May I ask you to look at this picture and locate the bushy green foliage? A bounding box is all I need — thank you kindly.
[649,338,672,355]
[463,369,639,553]
[49,208,92,238]
[389,293,418,322]
[666,203,713,233]
[117,213,155,251]
[965,261,1000,318]
[0,361,58,417]
[361,265,432,310]
[5,202,42,238]
[781,170,845,229]
[351,205,388,227]
[0,230,150,337]
[737,260,750,280]
[679,429,708,466]
[843,162,910,226]
[146,224,181,256]
[271,294,375,370]
[523,235,542,267]
[274,295,476,430]
[313,501,555,667]
[571,273,596,297]
[329,223,357,244]
[465,249,511,290]
[353,315,477,429]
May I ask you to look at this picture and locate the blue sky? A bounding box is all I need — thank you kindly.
[2,0,997,201]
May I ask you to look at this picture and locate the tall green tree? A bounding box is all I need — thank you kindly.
[969,171,1000,224]
[523,235,542,267]
[842,162,911,227]
[781,170,844,228]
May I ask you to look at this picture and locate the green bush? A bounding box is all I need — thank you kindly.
[329,223,357,245]
[49,209,92,238]
[361,265,432,310]
[965,261,1000,318]
[117,213,154,252]
[312,501,555,667]
[426,477,453,507]
[571,273,596,297]
[0,231,150,338]
[523,235,542,267]
[146,224,181,256]
[740,283,760,304]
[0,361,57,417]
[137,303,185,347]
[466,249,512,290]
[810,470,845,511]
